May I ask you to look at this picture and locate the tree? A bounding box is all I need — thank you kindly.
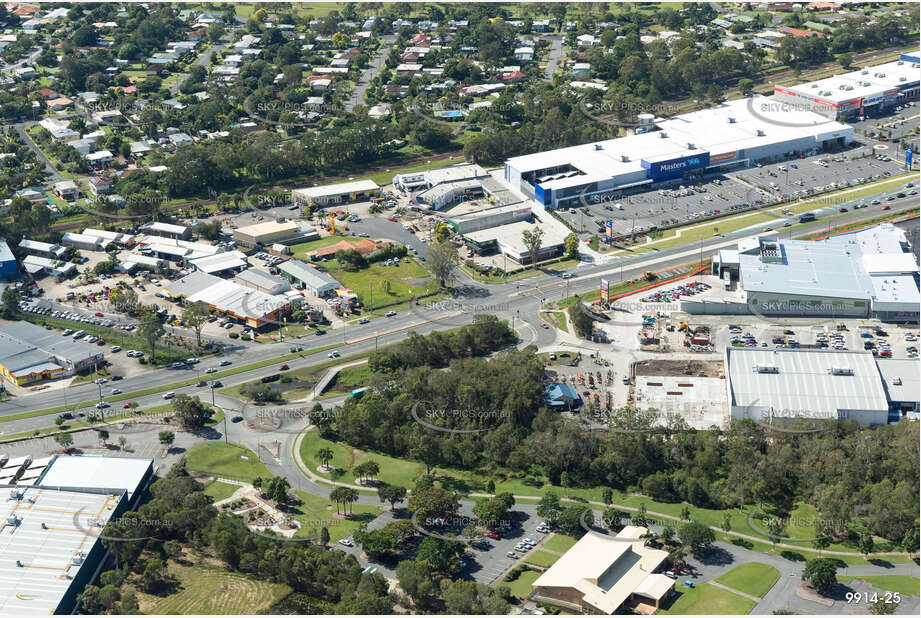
[55,432,74,452]
[136,308,164,362]
[902,527,919,560]
[473,496,510,529]
[434,221,452,242]
[678,521,715,554]
[181,302,211,347]
[681,505,691,521]
[320,526,330,547]
[141,557,171,594]
[330,486,356,515]
[171,395,211,429]
[869,599,899,614]
[564,232,580,259]
[98,429,109,446]
[857,533,875,559]
[409,486,459,522]
[603,508,627,530]
[264,476,291,504]
[722,513,732,533]
[838,52,853,69]
[602,487,613,505]
[521,225,545,269]
[536,490,564,525]
[354,460,380,485]
[415,536,463,575]
[1,287,19,319]
[558,505,593,536]
[426,240,461,288]
[378,484,407,511]
[801,558,838,593]
[315,447,334,470]
[158,430,174,450]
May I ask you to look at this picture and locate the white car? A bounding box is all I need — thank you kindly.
[163,392,175,400]
[328,351,340,358]
[109,345,121,353]
[111,388,121,395]
[338,538,354,547]
[205,367,217,374]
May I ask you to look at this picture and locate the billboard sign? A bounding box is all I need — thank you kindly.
[642,152,710,182]
[600,279,610,302]
[605,219,613,244]
[906,147,913,170]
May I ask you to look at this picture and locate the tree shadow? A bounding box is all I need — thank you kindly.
[868,558,894,569]
[780,550,806,562]
[695,546,733,567]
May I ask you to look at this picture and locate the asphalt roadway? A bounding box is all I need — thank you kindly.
[0,192,917,431]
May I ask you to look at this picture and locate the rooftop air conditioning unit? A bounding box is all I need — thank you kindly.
[897,61,903,65]
[756,129,765,136]
[899,76,906,82]
[659,132,667,138]
[620,155,629,162]
[728,116,736,123]
[687,142,695,149]
[831,367,854,376]
[861,70,869,75]
[594,144,603,150]
[755,365,779,374]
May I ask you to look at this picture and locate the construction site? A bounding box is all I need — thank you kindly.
[626,358,728,431]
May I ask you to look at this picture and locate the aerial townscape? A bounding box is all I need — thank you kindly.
[0,1,918,617]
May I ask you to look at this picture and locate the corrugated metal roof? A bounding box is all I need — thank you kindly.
[727,347,889,417]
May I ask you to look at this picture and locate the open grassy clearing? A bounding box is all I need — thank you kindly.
[185,443,272,483]
[658,582,756,615]
[291,489,380,542]
[131,561,290,614]
[714,562,780,598]
[524,550,560,568]
[837,575,920,597]
[507,569,540,599]
[202,480,239,502]
[542,533,578,553]
[324,259,438,311]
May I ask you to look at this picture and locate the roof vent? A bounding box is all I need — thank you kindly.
[687,142,695,149]
[897,61,904,65]
[728,116,736,123]
[891,377,903,386]
[659,131,668,138]
[620,155,630,162]
[756,129,765,136]
[755,365,779,374]
[831,367,854,376]
[594,144,603,150]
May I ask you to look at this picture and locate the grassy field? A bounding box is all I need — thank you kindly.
[837,575,920,597]
[132,561,290,614]
[714,562,780,598]
[289,235,359,259]
[462,258,580,284]
[507,569,540,599]
[202,480,239,502]
[185,443,273,483]
[324,259,438,311]
[525,550,560,568]
[291,489,380,542]
[222,353,369,403]
[659,582,756,615]
[542,533,578,553]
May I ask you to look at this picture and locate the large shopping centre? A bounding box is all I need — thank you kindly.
[504,94,856,211]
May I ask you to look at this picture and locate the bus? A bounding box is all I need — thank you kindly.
[799,213,816,223]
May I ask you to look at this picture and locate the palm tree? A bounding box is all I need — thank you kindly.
[330,486,349,515]
[315,447,334,471]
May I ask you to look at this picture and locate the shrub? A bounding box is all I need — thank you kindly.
[229,332,239,339]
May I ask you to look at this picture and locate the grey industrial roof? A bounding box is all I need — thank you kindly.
[292,179,379,198]
[235,268,291,293]
[189,250,248,274]
[0,486,121,615]
[727,347,890,418]
[739,225,920,307]
[278,260,340,289]
[876,359,921,406]
[39,455,151,499]
[0,322,101,372]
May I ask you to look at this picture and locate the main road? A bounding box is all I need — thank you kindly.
[0,191,916,426]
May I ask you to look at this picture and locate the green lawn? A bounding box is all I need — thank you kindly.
[540,311,567,332]
[838,575,920,597]
[659,582,756,615]
[324,259,437,311]
[291,489,380,542]
[525,550,560,568]
[132,561,290,614]
[507,569,540,599]
[714,562,780,598]
[202,480,239,502]
[289,235,359,259]
[542,533,578,553]
[185,443,272,483]
[300,429,432,488]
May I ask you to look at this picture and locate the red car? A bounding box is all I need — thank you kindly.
[881,205,891,211]
[539,322,549,329]
[278,364,289,371]
[94,312,103,317]
[388,217,398,222]
[486,530,502,539]
[122,402,132,408]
